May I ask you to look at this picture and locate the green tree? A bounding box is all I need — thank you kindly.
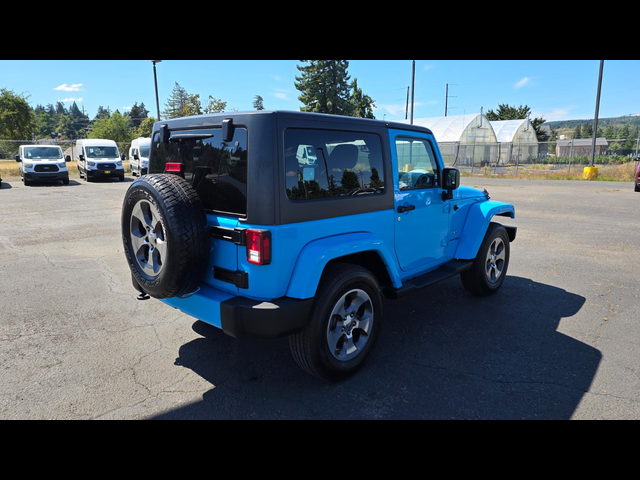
[163,83,202,119]
[340,169,361,193]
[350,78,376,119]
[204,96,227,114]
[253,95,265,111]
[129,102,149,129]
[95,106,111,120]
[89,110,133,144]
[572,124,582,139]
[35,112,56,139]
[133,117,156,139]
[581,123,593,139]
[0,88,35,140]
[295,60,353,116]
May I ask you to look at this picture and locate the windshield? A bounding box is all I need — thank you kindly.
[84,146,119,158]
[139,147,151,158]
[24,146,63,160]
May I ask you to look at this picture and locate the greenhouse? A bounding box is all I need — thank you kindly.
[490,119,539,165]
[407,113,499,167]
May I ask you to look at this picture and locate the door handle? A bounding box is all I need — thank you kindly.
[397,205,416,214]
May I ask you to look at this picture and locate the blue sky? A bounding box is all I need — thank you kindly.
[2,60,639,123]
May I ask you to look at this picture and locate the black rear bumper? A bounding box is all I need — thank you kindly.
[220,296,314,339]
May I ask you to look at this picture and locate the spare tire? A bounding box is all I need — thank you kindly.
[122,174,210,299]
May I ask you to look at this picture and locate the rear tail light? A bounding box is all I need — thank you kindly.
[246,229,271,265]
[165,163,183,173]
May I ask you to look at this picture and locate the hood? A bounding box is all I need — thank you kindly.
[457,185,488,200]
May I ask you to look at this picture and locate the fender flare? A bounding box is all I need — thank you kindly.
[455,200,515,261]
[285,232,403,300]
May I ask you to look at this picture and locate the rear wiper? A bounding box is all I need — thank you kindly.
[169,133,214,142]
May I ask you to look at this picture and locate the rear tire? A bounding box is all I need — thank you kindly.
[289,263,383,382]
[461,223,510,297]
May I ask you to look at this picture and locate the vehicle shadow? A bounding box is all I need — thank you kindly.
[151,276,599,420]
[24,180,82,187]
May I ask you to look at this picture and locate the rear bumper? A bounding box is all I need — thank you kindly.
[160,284,313,339]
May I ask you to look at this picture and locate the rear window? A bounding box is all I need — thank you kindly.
[151,128,248,216]
[284,129,385,201]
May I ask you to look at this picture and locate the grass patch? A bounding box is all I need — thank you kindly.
[461,162,637,182]
[0,160,130,178]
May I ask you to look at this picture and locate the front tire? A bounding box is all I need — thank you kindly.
[289,263,383,382]
[461,222,511,297]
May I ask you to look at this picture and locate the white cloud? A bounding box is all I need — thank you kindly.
[54,83,83,92]
[514,77,531,89]
[271,88,292,101]
[123,106,133,111]
[58,97,83,103]
[536,106,578,122]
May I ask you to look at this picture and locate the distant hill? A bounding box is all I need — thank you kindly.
[545,115,640,131]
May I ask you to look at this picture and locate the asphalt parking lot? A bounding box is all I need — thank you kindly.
[1,174,639,420]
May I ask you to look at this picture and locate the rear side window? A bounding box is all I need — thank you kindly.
[284,129,385,201]
[151,128,248,216]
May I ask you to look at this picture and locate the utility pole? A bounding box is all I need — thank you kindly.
[589,60,605,169]
[410,60,415,125]
[152,60,163,121]
[405,86,410,120]
[445,84,457,116]
[445,84,449,117]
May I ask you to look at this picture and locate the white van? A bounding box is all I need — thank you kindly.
[15,144,71,186]
[129,137,151,177]
[76,139,125,182]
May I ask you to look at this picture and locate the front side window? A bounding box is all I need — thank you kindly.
[285,129,385,201]
[396,137,440,191]
[151,128,248,216]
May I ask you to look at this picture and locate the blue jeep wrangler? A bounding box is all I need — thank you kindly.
[122,111,516,382]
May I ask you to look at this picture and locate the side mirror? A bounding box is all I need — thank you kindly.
[442,168,460,201]
[65,155,71,162]
[121,154,126,161]
[79,154,85,161]
[15,155,20,162]
[133,154,139,160]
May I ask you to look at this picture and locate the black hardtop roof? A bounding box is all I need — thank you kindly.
[155,110,433,135]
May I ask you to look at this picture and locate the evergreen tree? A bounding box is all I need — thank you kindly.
[163,83,202,119]
[95,106,111,120]
[350,78,376,119]
[295,60,353,116]
[253,95,265,111]
[204,96,227,114]
[581,123,593,139]
[572,124,582,139]
[129,102,149,129]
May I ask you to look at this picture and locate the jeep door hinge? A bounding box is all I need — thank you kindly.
[211,226,246,246]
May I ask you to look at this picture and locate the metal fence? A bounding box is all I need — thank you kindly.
[2,138,638,177]
[440,139,640,175]
[0,139,133,161]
